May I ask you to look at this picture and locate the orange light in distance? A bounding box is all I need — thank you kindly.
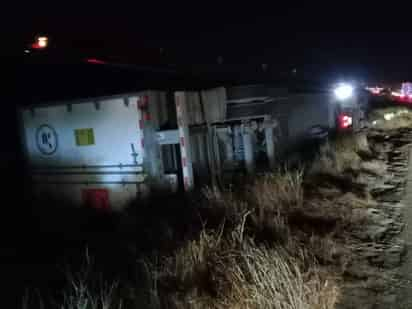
[37,37,48,48]
[31,36,48,49]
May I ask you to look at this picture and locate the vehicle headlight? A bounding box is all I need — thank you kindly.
[334,83,354,100]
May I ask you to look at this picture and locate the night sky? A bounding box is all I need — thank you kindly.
[2,2,412,85]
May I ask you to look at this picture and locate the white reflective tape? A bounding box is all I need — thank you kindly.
[137,103,144,157]
[180,146,188,157]
[175,91,194,191]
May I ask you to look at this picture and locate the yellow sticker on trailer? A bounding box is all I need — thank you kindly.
[75,128,95,146]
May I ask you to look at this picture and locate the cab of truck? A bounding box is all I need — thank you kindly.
[332,83,369,133]
[225,82,368,161]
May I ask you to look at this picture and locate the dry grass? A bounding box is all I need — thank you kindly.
[251,171,304,211]
[203,170,304,244]
[60,249,122,309]
[369,107,412,129]
[219,241,339,309]
[309,132,372,175]
[143,167,362,309]
[147,224,339,309]
[61,280,120,309]
[331,134,365,173]
[203,167,364,252]
[204,170,304,219]
[22,250,124,309]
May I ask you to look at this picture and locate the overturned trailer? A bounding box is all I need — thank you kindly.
[19,82,367,211]
[19,88,280,211]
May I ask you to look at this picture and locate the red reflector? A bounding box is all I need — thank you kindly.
[137,95,149,109]
[85,58,106,64]
[144,112,151,121]
[82,189,110,210]
[31,43,42,50]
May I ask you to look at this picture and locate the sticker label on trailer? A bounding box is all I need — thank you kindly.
[75,128,95,146]
[36,124,58,155]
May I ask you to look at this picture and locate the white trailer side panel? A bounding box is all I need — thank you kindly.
[20,95,145,211]
[21,96,143,168]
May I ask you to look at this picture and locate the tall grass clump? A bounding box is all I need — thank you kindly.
[146,221,339,309]
[309,132,371,175]
[203,169,304,244]
[141,167,346,309]
[60,249,122,309]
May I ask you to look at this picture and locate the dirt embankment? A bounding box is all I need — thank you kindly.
[337,128,412,309]
[336,107,412,309]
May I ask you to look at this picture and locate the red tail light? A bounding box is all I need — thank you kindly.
[31,36,48,50]
[338,113,353,129]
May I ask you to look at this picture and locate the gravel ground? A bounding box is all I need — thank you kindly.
[394,149,412,309]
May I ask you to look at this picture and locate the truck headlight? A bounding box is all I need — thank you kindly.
[334,83,354,100]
